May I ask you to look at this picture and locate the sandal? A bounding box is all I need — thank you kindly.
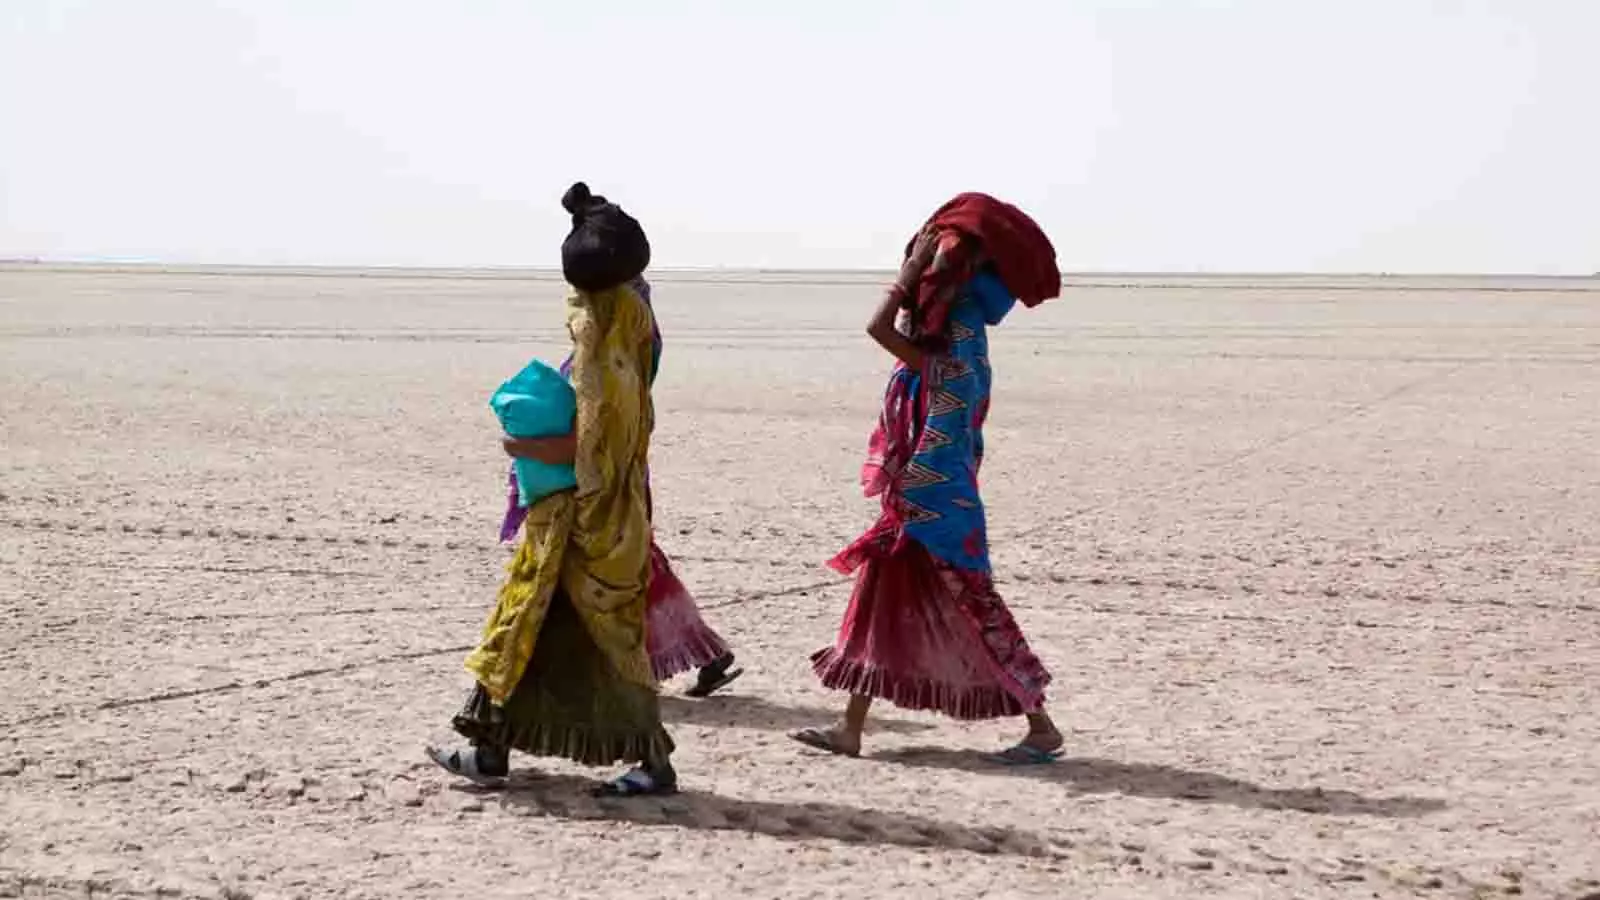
[982,743,1063,767]
[425,744,508,787]
[684,655,744,698]
[593,765,678,798]
[789,727,861,759]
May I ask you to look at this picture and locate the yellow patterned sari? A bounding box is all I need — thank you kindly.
[452,284,670,766]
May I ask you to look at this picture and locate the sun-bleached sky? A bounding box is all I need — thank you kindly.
[1,1,1595,273]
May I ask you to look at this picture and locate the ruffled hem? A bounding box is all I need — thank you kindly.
[809,648,1034,720]
[813,534,1051,719]
[451,686,675,767]
[650,627,729,681]
[645,544,730,680]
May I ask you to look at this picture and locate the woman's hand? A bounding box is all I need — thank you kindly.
[894,226,943,303]
[502,434,578,465]
[900,227,941,283]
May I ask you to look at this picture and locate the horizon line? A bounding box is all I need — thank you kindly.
[3,258,1599,287]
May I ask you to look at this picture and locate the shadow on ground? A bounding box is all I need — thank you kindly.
[660,693,933,735]
[489,772,1065,858]
[873,747,1445,817]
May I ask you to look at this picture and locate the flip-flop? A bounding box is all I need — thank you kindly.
[982,744,1063,767]
[789,727,861,759]
[683,666,744,698]
[593,766,678,798]
[424,744,508,787]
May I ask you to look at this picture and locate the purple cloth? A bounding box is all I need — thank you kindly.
[498,277,658,542]
[498,467,526,542]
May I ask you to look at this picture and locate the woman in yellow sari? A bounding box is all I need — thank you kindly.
[427,184,675,796]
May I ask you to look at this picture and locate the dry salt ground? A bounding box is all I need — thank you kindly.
[2,266,1598,899]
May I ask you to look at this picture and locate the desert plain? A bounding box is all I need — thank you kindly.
[1,266,1597,899]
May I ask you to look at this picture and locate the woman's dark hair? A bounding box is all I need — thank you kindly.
[560,182,651,292]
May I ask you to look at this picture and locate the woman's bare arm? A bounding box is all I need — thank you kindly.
[866,288,925,370]
[502,433,577,465]
[866,228,942,369]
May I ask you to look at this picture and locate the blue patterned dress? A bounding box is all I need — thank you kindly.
[813,269,1053,719]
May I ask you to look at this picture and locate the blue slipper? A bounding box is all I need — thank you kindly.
[593,765,678,798]
[983,744,1063,766]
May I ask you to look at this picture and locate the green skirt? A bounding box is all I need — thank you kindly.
[451,589,674,767]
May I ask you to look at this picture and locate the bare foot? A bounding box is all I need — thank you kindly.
[1020,728,1064,755]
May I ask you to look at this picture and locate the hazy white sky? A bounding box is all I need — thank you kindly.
[1,1,1595,272]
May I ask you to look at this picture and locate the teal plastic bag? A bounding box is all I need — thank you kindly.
[489,359,578,506]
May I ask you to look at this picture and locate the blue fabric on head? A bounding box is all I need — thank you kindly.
[967,268,1017,325]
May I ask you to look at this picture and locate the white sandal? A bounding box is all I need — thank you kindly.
[425,744,508,787]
